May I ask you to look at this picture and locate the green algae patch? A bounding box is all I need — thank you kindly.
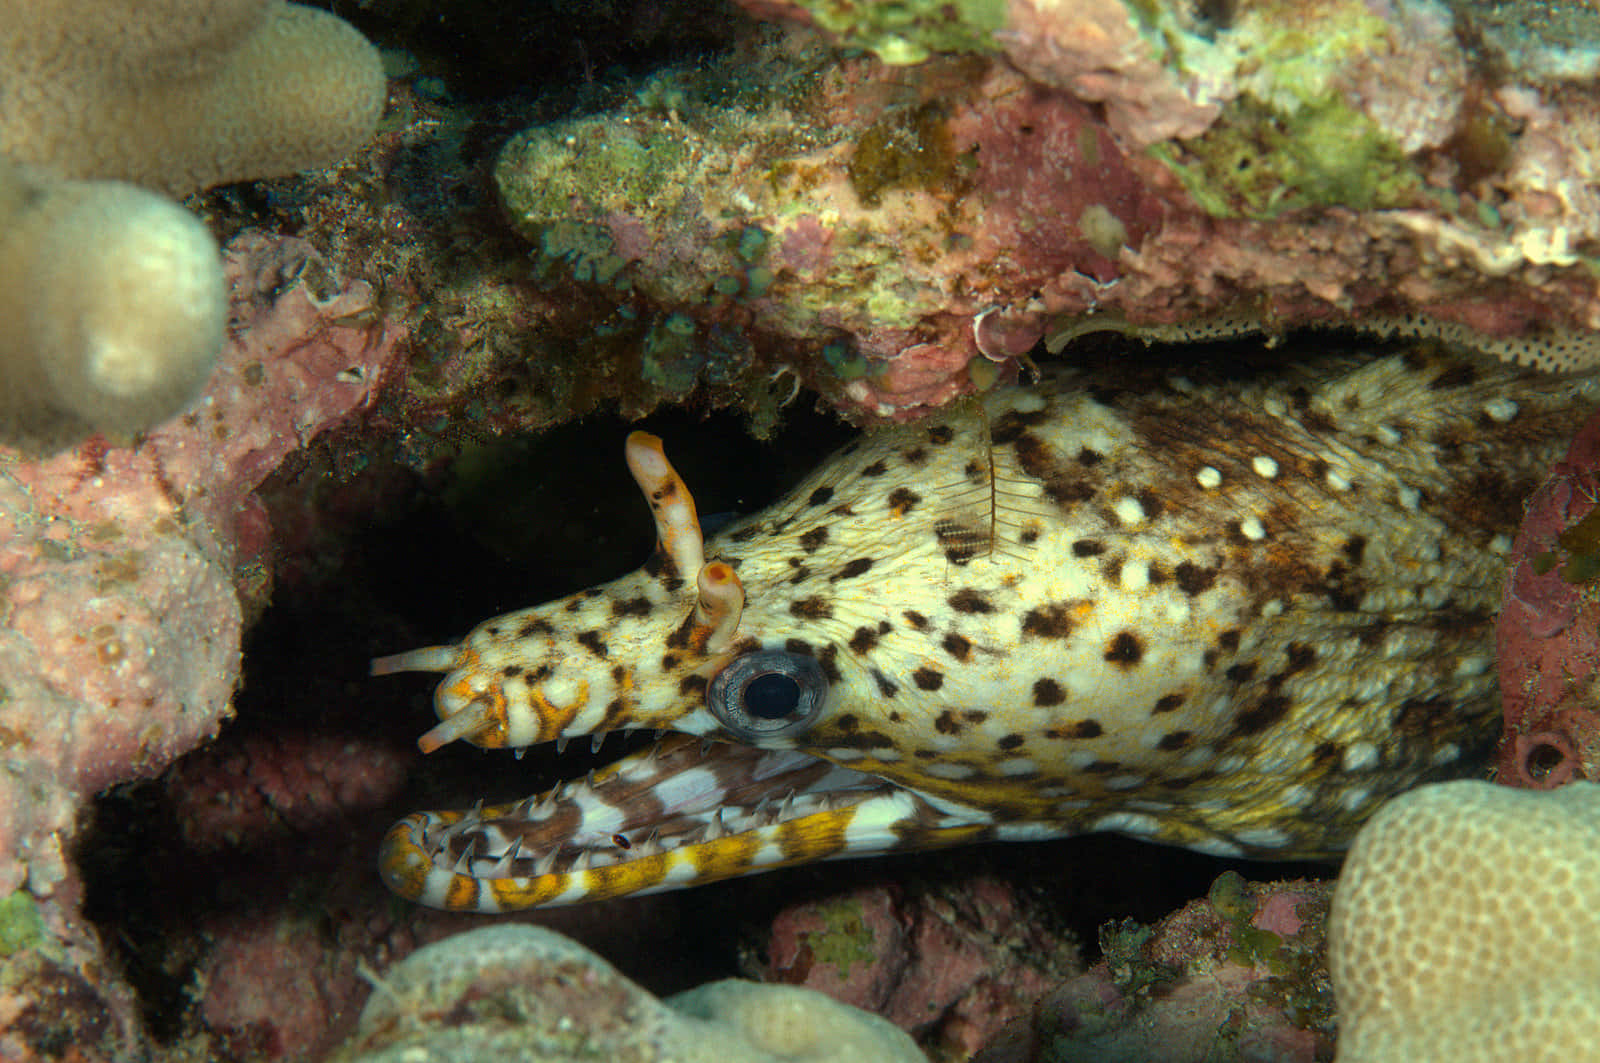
[0,891,45,958]
[799,897,880,977]
[788,0,1007,64]
[847,101,956,208]
[1155,96,1424,219]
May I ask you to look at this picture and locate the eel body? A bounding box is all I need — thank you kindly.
[374,348,1596,911]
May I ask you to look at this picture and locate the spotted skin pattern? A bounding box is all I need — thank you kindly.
[375,350,1598,911]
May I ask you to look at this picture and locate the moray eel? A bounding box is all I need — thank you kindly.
[374,348,1596,911]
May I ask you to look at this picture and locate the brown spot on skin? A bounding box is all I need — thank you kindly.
[728,523,763,543]
[849,626,879,654]
[1392,696,1454,741]
[831,558,874,581]
[913,667,945,690]
[610,596,653,618]
[1048,719,1103,739]
[1217,630,1241,653]
[1343,535,1367,565]
[1104,631,1144,667]
[818,644,842,683]
[1284,642,1317,675]
[949,589,994,614]
[1084,760,1122,774]
[999,733,1025,751]
[1046,478,1096,506]
[935,710,961,735]
[835,714,860,733]
[991,408,1049,443]
[517,617,555,639]
[861,459,888,477]
[807,486,835,507]
[942,633,972,661]
[829,503,857,517]
[660,653,679,671]
[1077,447,1104,466]
[576,631,608,657]
[679,674,708,696]
[1020,527,1040,545]
[787,560,811,584]
[1152,693,1187,714]
[1232,694,1292,736]
[888,486,921,516]
[1021,604,1076,639]
[1101,556,1123,585]
[799,527,829,552]
[928,425,955,444]
[962,711,989,723]
[901,446,929,466]
[1033,678,1065,706]
[1225,661,1258,683]
[1175,562,1218,596]
[1156,731,1193,751]
[1136,488,1165,519]
[1430,362,1477,390]
[903,610,929,630]
[1312,741,1342,768]
[1072,539,1105,557]
[501,664,523,677]
[873,671,899,697]
[790,597,833,620]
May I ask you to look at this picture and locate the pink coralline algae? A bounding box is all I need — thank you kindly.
[0,230,402,1052]
[756,877,1081,1059]
[1497,406,1600,789]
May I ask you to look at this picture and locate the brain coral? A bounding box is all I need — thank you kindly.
[1328,780,1600,1062]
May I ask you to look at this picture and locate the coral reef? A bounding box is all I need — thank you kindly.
[331,924,926,1062]
[491,2,1600,421]
[976,874,1333,1063]
[754,877,1081,1058]
[1497,407,1600,787]
[0,232,403,1057]
[1328,780,1600,1063]
[0,0,383,449]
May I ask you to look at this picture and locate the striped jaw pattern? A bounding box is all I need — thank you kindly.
[372,432,995,912]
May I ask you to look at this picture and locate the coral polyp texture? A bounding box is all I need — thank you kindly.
[493,1,1600,419]
[0,0,384,449]
[1328,780,1600,1063]
[0,233,402,1056]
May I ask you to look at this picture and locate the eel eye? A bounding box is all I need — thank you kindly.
[707,650,828,741]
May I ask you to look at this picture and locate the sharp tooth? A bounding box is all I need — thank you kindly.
[591,732,606,754]
[451,847,475,875]
[555,736,569,755]
[533,848,560,875]
[779,790,798,818]
[513,747,526,761]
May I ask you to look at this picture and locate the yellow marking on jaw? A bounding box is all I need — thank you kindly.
[581,853,675,902]
[776,808,855,862]
[690,832,763,882]
[488,875,568,910]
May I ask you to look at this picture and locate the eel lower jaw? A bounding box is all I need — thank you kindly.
[378,733,997,912]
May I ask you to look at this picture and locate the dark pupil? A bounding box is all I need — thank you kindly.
[744,672,802,719]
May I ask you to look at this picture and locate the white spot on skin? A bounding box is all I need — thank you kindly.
[998,758,1038,776]
[1398,485,1421,510]
[1240,516,1266,540]
[1343,742,1379,772]
[1431,743,1461,765]
[1010,392,1047,414]
[1377,425,1402,445]
[1091,811,1162,837]
[1490,534,1513,555]
[1234,827,1290,849]
[1454,655,1491,677]
[1252,455,1279,478]
[1113,496,1145,526]
[1484,398,1519,422]
[923,761,979,780]
[1326,469,1352,491]
[1121,560,1150,591]
[1104,774,1147,790]
[1341,787,1373,812]
[1196,466,1222,489]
